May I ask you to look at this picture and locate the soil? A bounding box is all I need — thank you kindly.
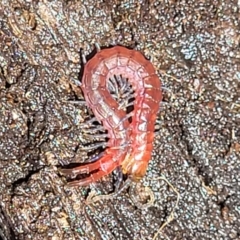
[0,1,239,240]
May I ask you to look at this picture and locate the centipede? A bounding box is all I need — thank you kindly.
[61,45,162,186]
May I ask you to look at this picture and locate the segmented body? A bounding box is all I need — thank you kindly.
[61,46,162,186]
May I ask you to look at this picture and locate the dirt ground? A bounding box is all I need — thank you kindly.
[0,1,240,240]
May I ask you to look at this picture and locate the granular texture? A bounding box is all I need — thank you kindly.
[0,1,239,240]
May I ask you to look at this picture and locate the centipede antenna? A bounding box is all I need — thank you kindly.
[95,43,101,52]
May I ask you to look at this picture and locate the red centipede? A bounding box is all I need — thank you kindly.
[61,46,162,186]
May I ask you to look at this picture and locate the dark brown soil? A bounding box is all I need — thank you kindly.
[0,1,239,240]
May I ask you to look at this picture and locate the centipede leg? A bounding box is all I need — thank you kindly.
[108,76,123,102]
[118,100,133,110]
[82,134,108,140]
[107,79,115,93]
[80,142,108,151]
[95,43,101,52]
[155,119,163,124]
[81,49,87,64]
[161,86,171,92]
[121,91,134,99]
[116,112,133,126]
[82,124,106,133]
[66,100,86,105]
[85,117,100,124]
[82,127,106,135]
[120,79,127,92]
[80,117,102,128]
[160,101,169,106]
[118,96,135,110]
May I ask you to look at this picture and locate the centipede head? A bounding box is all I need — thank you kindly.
[121,152,148,182]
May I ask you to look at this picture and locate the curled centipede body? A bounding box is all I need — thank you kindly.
[61,46,162,186]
